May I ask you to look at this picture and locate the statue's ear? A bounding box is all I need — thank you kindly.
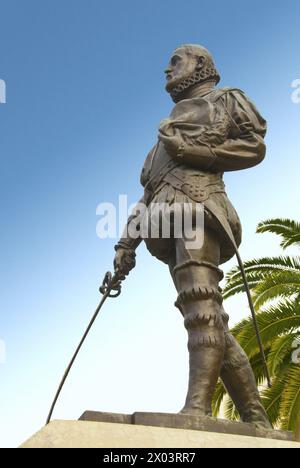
[196,56,205,70]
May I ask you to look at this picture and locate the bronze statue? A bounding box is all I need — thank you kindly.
[113,44,271,428]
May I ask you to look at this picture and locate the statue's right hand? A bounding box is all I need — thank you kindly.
[113,247,136,278]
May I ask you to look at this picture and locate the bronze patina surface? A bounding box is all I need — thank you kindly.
[113,44,271,429]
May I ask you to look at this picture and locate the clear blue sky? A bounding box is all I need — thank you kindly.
[0,0,299,447]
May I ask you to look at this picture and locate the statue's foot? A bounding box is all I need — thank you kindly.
[243,417,273,430]
[241,407,273,430]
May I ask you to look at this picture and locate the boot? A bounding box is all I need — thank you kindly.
[180,338,225,416]
[177,296,225,416]
[221,332,272,429]
[171,245,226,417]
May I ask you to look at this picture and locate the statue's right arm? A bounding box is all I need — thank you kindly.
[115,193,146,252]
[113,146,154,276]
[113,193,147,276]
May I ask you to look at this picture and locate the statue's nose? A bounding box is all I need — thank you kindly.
[164,67,172,74]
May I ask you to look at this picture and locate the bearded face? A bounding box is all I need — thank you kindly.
[165,48,202,94]
[164,45,220,103]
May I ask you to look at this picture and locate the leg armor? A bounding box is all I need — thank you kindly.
[170,229,225,416]
[220,308,272,429]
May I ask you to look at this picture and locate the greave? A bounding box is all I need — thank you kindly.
[181,329,225,415]
[176,290,225,416]
[221,329,272,429]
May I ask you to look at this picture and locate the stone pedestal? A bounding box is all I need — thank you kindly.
[21,411,300,448]
[80,411,295,442]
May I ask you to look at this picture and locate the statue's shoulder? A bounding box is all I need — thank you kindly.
[211,87,266,135]
[210,87,260,115]
[209,87,246,102]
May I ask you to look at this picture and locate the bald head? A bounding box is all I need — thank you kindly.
[175,44,213,59]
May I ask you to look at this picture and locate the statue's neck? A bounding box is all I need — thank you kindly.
[177,80,216,101]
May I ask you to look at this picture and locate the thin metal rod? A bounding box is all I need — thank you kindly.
[46,290,110,425]
[235,249,272,388]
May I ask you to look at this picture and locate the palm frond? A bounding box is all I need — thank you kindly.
[249,349,272,384]
[257,218,300,249]
[230,300,300,357]
[224,395,239,421]
[223,272,263,299]
[226,256,300,282]
[223,256,300,300]
[279,365,300,431]
[261,370,288,427]
[267,333,299,375]
[252,270,300,308]
[222,218,300,430]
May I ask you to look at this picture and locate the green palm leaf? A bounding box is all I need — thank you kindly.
[261,370,288,427]
[267,333,299,375]
[224,395,239,421]
[252,270,300,308]
[223,256,300,300]
[249,349,272,384]
[257,219,300,249]
[226,256,300,281]
[230,300,300,357]
[279,365,300,431]
[213,218,300,431]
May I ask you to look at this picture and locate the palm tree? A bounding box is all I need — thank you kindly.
[212,218,300,432]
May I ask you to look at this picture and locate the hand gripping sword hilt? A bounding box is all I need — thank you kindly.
[99,271,122,297]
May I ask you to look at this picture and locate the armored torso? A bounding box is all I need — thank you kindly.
[140,88,243,264]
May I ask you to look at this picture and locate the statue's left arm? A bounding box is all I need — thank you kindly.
[160,90,267,172]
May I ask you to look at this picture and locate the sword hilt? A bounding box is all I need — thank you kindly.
[99,271,123,297]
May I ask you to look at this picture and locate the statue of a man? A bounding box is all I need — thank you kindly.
[113,44,271,428]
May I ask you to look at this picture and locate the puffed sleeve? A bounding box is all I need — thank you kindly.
[209,89,267,172]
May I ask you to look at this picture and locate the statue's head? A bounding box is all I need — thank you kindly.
[165,44,220,102]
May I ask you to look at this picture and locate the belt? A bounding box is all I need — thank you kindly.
[161,171,225,202]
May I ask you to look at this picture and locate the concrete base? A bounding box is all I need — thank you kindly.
[21,420,300,448]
